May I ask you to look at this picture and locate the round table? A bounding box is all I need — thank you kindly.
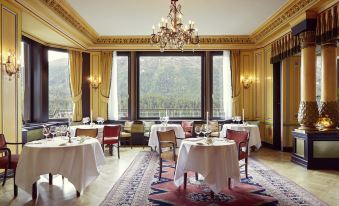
[148,124,185,150]
[219,124,262,149]
[174,138,240,193]
[16,137,105,198]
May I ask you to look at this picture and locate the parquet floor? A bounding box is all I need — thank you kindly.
[1,147,339,206]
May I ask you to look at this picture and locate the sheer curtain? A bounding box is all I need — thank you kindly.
[108,51,118,120]
[223,51,233,119]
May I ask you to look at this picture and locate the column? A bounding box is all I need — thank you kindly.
[297,31,318,129]
[319,41,338,128]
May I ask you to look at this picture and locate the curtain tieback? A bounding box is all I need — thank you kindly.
[232,94,240,102]
[100,94,109,103]
[72,91,82,103]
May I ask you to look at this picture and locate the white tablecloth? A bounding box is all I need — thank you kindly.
[174,138,240,193]
[219,124,262,149]
[70,124,116,139]
[148,124,185,150]
[16,137,105,194]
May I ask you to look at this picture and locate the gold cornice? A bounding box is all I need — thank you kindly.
[96,35,254,45]
[251,0,320,44]
[37,0,97,42]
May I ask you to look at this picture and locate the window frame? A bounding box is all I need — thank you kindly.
[136,51,205,120]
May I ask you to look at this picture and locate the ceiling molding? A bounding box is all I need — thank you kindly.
[37,0,98,42]
[96,35,254,45]
[251,0,321,44]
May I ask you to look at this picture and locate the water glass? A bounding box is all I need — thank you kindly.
[195,126,201,137]
[42,126,50,140]
[50,126,57,140]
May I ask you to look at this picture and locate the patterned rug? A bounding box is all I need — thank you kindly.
[100,151,327,206]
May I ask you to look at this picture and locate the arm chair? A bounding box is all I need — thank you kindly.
[131,121,145,148]
[103,125,121,158]
[181,121,193,138]
[226,129,250,178]
[120,121,132,148]
[209,120,220,137]
[0,134,24,196]
[192,121,206,137]
[157,130,178,180]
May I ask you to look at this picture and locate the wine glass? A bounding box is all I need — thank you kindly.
[42,126,50,140]
[194,126,201,138]
[201,124,207,138]
[232,116,235,124]
[205,124,211,137]
[50,126,56,140]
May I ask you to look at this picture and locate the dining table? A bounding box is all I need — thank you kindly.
[174,137,240,193]
[15,136,105,199]
[219,123,262,149]
[148,123,185,151]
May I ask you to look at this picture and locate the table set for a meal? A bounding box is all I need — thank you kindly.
[15,135,105,199]
[174,137,240,193]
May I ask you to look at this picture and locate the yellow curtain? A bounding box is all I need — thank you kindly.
[69,50,83,121]
[99,51,113,120]
[231,50,241,116]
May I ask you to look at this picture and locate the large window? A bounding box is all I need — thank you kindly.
[212,53,223,118]
[48,50,72,119]
[108,52,129,120]
[138,53,202,118]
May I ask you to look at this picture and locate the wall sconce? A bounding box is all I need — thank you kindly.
[2,50,20,79]
[88,75,101,89]
[241,76,253,89]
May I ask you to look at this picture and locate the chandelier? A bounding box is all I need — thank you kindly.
[151,0,200,52]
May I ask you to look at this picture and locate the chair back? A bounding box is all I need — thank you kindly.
[75,128,98,138]
[226,129,249,159]
[103,125,121,138]
[181,121,193,133]
[0,134,6,148]
[123,121,133,132]
[131,121,144,133]
[209,120,219,132]
[157,130,176,149]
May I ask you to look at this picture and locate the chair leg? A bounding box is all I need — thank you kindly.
[109,145,113,156]
[101,143,104,152]
[14,170,17,197]
[2,168,7,186]
[195,172,199,181]
[49,173,53,185]
[117,143,120,159]
[130,137,133,149]
[159,158,162,180]
[32,182,37,199]
[245,158,248,179]
[228,177,231,189]
[184,173,187,190]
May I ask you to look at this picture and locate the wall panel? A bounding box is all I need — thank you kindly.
[240,51,254,120]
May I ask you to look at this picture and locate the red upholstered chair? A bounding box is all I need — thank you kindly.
[226,129,250,178]
[0,134,23,196]
[181,121,193,138]
[103,125,121,158]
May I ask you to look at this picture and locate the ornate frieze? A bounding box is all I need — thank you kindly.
[298,101,319,129]
[319,101,339,128]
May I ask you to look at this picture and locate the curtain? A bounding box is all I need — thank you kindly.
[99,51,113,120]
[108,51,119,120]
[69,50,83,121]
[231,50,241,116]
[223,51,233,119]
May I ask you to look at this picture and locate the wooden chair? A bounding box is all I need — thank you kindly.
[226,129,250,178]
[120,121,132,148]
[157,130,178,180]
[102,125,121,158]
[0,134,24,196]
[131,121,145,148]
[209,120,220,137]
[75,128,98,138]
[181,121,193,138]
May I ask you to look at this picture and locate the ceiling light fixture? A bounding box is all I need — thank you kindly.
[151,0,200,52]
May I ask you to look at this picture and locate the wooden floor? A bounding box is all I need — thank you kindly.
[1,147,339,206]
